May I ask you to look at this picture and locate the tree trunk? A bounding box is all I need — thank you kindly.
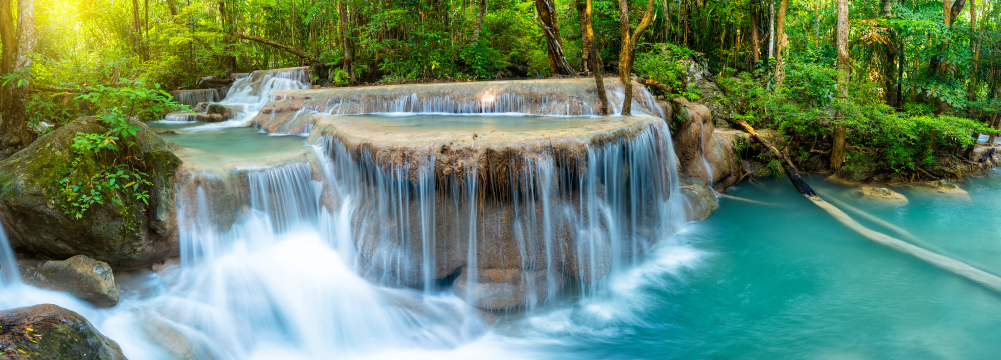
[750,3,761,63]
[219,1,236,70]
[881,0,899,107]
[472,0,487,44]
[768,0,775,59]
[576,0,590,73]
[167,0,178,17]
[131,0,145,61]
[1,0,36,147]
[337,0,357,85]
[968,0,977,101]
[774,0,789,86]
[988,114,998,145]
[536,0,575,75]
[663,0,670,42]
[831,124,847,170]
[836,0,849,98]
[584,0,609,115]
[833,0,850,172]
[617,0,656,116]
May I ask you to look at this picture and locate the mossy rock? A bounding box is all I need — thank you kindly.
[834,152,877,183]
[0,304,127,360]
[0,118,181,270]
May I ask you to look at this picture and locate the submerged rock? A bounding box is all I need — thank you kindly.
[0,304,127,359]
[137,309,218,360]
[453,267,565,310]
[18,255,120,308]
[860,186,908,204]
[925,179,970,197]
[0,118,181,269]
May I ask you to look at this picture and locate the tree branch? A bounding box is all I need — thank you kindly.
[233,33,315,62]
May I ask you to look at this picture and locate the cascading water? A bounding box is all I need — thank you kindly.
[173,89,220,106]
[161,67,311,130]
[251,78,665,135]
[1,76,719,359]
[0,225,19,287]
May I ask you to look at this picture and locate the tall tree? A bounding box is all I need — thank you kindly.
[618,0,656,116]
[830,0,850,171]
[1,0,36,147]
[576,0,590,73]
[750,2,761,63]
[338,0,357,85]
[836,0,850,97]
[131,0,145,61]
[968,0,977,101]
[774,0,789,85]
[536,0,575,75]
[584,0,609,114]
[472,0,487,44]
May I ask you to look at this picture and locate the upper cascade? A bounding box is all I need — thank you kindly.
[250,78,665,134]
[162,67,311,127]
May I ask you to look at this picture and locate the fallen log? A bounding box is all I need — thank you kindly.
[978,148,995,163]
[636,77,673,94]
[728,118,1001,294]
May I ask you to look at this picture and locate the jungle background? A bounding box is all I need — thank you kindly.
[0,0,999,178]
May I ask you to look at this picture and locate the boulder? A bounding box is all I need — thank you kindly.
[0,118,181,270]
[138,309,218,360]
[925,179,970,197]
[0,304,127,360]
[18,255,120,308]
[860,186,908,205]
[192,103,240,121]
[453,267,565,310]
[670,98,742,190]
[680,178,720,221]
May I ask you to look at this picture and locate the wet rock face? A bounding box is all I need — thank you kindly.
[452,267,565,310]
[18,255,120,308]
[680,178,719,221]
[0,119,181,270]
[0,304,127,360]
[670,98,741,190]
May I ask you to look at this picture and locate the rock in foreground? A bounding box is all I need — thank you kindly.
[0,119,181,269]
[0,304,126,359]
[18,255,120,308]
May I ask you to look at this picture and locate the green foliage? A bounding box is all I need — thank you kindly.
[635,43,696,90]
[720,60,992,177]
[56,81,177,219]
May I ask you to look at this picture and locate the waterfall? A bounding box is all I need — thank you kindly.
[314,119,686,307]
[163,67,310,129]
[0,224,19,287]
[162,159,488,358]
[253,78,667,134]
[172,89,220,106]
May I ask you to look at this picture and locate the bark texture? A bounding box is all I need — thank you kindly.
[836,0,850,97]
[584,0,609,114]
[617,0,656,116]
[472,0,487,44]
[1,0,36,147]
[536,0,575,75]
[774,0,789,86]
[338,0,357,85]
[576,0,590,73]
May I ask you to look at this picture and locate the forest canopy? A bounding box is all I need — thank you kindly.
[0,0,999,174]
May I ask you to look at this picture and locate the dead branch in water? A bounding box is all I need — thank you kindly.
[728,118,1001,294]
